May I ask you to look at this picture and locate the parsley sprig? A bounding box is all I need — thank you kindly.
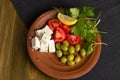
[71,6,99,43]
[54,6,106,56]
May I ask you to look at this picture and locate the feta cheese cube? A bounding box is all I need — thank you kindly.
[39,39,49,52]
[41,33,52,40]
[35,30,44,40]
[42,25,53,35]
[31,37,40,50]
[31,25,54,53]
[48,40,55,53]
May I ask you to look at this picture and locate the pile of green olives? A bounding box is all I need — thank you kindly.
[55,40,87,66]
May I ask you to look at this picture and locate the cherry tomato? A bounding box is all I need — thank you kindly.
[61,25,71,33]
[66,34,81,45]
[54,27,66,42]
[48,18,62,31]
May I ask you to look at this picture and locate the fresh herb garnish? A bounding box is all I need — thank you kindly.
[83,6,95,17]
[83,42,94,56]
[70,6,102,55]
[70,8,80,18]
[70,6,100,43]
[54,6,106,56]
[72,18,97,42]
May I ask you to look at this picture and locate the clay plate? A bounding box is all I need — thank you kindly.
[27,9,102,79]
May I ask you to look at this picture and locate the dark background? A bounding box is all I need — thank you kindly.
[11,0,120,80]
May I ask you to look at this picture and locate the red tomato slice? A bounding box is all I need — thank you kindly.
[48,18,62,31]
[66,34,81,45]
[54,27,66,42]
[61,25,71,33]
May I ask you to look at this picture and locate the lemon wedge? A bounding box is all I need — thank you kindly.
[57,13,77,25]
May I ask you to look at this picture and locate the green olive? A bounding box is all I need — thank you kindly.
[63,40,69,46]
[75,56,81,63]
[56,50,63,58]
[67,54,74,61]
[67,61,75,66]
[75,44,81,52]
[55,43,61,49]
[68,46,75,54]
[80,48,86,57]
[60,56,67,64]
[61,45,68,52]
[63,51,69,56]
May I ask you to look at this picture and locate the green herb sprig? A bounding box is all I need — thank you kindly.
[54,6,107,56]
[71,6,99,43]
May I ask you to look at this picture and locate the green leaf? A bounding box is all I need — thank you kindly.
[72,18,87,36]
[70,6,101,43]
[85,33,96,42]
[83,6,95,17]
[70,8,80,18]
[79,13,86,18]
[86,43,94,56]
[71,25,80,35]
[83,42,94,56]
[64,9,71,16]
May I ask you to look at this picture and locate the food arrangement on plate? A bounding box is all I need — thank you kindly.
[31,6,102,66]
[27,6,106,79]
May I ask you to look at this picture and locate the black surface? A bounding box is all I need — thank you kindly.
[11,0,120,80]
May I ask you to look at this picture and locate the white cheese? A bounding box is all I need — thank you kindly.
[31,36,40,50]
[31,25,55,53]
[42,25,53,35]
[39,39,49,52]
[48,40,55,53]
[41,33,52,41]
[35,29,44,40]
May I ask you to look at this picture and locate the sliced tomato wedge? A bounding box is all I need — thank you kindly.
[54,27,66,42]
[66,34,81,45]
[61,25,71,33]
[48,18,62,31]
